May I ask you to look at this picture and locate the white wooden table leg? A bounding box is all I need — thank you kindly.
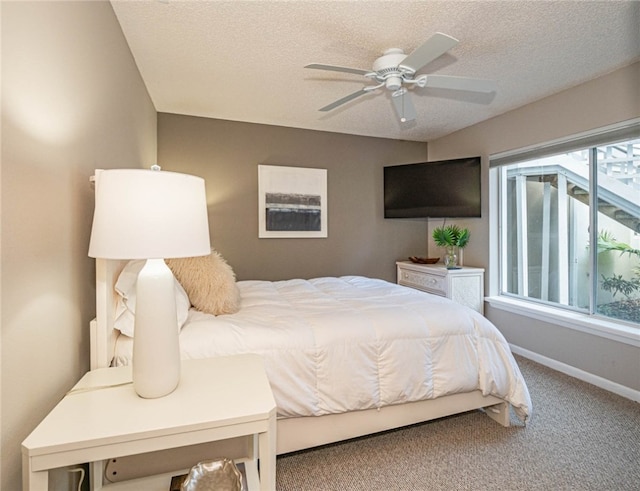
[22,453,48,491]
[258,415,277,491]
[244,460,261,491]
[91,460,104,490]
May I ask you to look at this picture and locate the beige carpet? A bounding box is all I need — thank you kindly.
[275,356,640,490]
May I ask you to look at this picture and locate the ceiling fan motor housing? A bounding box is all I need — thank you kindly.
[372,48,411,91]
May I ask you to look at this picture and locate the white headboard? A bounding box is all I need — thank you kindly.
[90,258,128,369]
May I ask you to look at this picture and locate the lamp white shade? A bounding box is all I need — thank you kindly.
[88,169,211,260]
[88,168,211,398]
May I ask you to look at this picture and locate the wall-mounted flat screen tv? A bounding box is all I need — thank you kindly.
[384,156,481,218]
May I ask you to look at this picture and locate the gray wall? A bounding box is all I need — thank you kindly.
[158,113,429,283]
[427,62,640,393]
[1,2,157,489]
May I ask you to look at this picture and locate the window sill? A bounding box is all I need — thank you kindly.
[485,296,640,348]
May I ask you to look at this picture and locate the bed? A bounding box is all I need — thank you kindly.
[90,255,531,485]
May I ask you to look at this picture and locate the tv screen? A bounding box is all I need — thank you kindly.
[384,157,481,218]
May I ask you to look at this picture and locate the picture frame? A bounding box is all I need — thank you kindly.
[258,165,328,238]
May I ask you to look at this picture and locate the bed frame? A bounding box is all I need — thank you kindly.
[90,258,510,484]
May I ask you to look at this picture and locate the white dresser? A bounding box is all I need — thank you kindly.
[396,261,485,314]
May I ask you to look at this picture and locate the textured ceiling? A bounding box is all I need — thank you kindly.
[111,1,640,143]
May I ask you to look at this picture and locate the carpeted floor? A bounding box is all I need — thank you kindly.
[275,356,640,490]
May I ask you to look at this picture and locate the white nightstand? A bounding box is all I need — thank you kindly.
[22,355,277,491]
[397,261,485,314]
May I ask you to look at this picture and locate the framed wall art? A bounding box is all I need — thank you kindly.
[258,165,328,238]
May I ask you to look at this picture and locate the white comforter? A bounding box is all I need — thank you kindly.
[114,276,531,422]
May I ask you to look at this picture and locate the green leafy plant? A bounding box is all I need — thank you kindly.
[432,224,470,249]
[597,230,640,259]
[601,274,640,299]
[597,230,640,305]
[598,230,640,277]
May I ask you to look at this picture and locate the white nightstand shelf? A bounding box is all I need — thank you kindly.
[22,355,276,491]
[397,261,485,314]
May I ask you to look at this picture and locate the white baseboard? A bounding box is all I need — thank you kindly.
[510,344,640,403]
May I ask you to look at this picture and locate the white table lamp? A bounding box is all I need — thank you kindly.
[89,168,210,398]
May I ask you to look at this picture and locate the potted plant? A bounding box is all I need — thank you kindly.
[432,224,470,269]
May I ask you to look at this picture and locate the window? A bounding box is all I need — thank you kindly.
[494,127,640,328]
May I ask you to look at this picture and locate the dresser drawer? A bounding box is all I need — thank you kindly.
[396,261,485,314]
[398,269,446,296]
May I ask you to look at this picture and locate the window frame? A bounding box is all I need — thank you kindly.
[489,119,640,347]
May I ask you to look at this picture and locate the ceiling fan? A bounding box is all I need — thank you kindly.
[305,32,497,123]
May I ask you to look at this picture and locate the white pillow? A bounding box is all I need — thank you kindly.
[114,260,191,337]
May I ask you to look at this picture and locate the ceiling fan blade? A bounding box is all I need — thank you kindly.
[391,90,417,123]
[305,63,370,76]
[424,74,497,93]
[399,32,459,74]
[319,88,370,112]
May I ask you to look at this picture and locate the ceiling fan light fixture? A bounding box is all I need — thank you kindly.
[385,75,403,91]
